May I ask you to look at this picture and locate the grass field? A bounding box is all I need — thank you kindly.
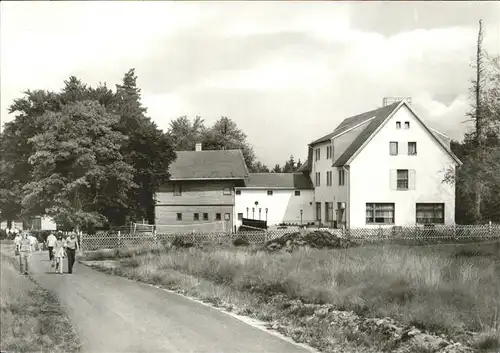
[82,240,500,352]
[0,254,81,353]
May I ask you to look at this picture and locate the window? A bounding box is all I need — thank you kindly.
[396,121,401,129]
[193,213,199,221]
[203,213,209,221]
[315,148,321,161]
[215,213,221,221]
[366,203,395,224]
[397,169,409,190]
[325,171,332,186]
[223,187,231,195]
[416,203,444,224]
[237,213,243,220]
[338,168,345,186]
[389,141,398,155]
[173,184,182,196]
[315,172,321,187]
[404,121,410,129]
[408,142,417,155]
[224,213,231,221]
[176,213,182,221]
[326,145,332,159]
[294,190,301,196]
[267,190,273,196]
[235,190,241,195]
[316,202,321,221]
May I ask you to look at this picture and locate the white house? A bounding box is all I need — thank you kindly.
[1,216,57,231]
[300,99,462,228]
[234,173,315,227]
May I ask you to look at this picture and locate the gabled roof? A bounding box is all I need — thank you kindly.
[169,150,248,180]
[310,102,401,146]
[331,100,462,167]
[243,173,314,189]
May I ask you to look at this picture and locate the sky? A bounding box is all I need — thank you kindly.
[1,1,499,167]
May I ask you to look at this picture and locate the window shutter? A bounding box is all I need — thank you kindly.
[390,169,397,190]
[409,169,416,190]
[400,141,406,155]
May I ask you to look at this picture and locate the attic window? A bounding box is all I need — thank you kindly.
[173,184,182,196]
[396,122,401,129]
[267,190,273,196]
[223,187,231,195]
[235,190,241,195]
[404,121,410,129]
[295,190,301,196]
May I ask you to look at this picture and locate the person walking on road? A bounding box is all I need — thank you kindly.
[28,233,38,252]
[18,232,34,275]
[46,232,57,263]
[54,234,65,274]
[13,231,21,256]
[65,232,79,274]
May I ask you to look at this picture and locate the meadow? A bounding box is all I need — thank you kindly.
[81,240,500,352]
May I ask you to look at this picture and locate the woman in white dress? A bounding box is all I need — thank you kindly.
[53,234,66,274]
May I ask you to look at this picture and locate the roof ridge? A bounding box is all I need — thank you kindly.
[309,101,400,146]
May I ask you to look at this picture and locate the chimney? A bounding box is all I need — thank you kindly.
[195,143,202,152]
[382,97,412,107]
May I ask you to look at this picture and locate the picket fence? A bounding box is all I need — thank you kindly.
[79,224,500,251]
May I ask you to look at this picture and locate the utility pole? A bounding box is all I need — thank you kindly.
[474,19,485,223]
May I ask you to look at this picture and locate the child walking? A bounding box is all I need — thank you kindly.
[53,234,66,274]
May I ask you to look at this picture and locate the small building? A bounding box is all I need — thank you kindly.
[154,144,248,233]
[1,216,56,232]
[234,173,315,227]
[303,99,462,228]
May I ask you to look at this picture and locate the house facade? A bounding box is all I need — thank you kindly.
[234,173,315,228]
[1,216,57,232]
[154,144,248,233]
[303,100,462,228]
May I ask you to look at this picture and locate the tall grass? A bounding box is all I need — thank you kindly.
[0,255,81,353]
[100,242,500,338]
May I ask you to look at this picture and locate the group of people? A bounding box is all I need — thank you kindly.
[14,230,80,275]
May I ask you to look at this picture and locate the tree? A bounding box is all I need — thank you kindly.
[22,100,136,231]
[251,161,270,172]
[1,69,176,228]
[445,20,500,224]
[0,89,62,225]
[113,69,176,224]
[272,164,282,173]
[202,116,257,169]
[167,115,206,151]
[282,155,296,173]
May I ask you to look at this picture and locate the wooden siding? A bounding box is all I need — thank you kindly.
[157,180,240,205]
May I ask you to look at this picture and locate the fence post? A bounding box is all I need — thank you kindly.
[489,221,492,238]
[117,231,121,249]
[192,230,195,245]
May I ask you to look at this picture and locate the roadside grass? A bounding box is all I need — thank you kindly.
[0,254,81,353]
[82,240,500,352]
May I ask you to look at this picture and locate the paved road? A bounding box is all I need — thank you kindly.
[26,251,315,353]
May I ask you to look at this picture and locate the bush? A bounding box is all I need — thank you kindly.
[233,236,250,247]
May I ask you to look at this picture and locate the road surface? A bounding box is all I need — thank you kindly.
[26,251,315,353]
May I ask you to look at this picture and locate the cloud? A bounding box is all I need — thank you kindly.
[1,1,499,167]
